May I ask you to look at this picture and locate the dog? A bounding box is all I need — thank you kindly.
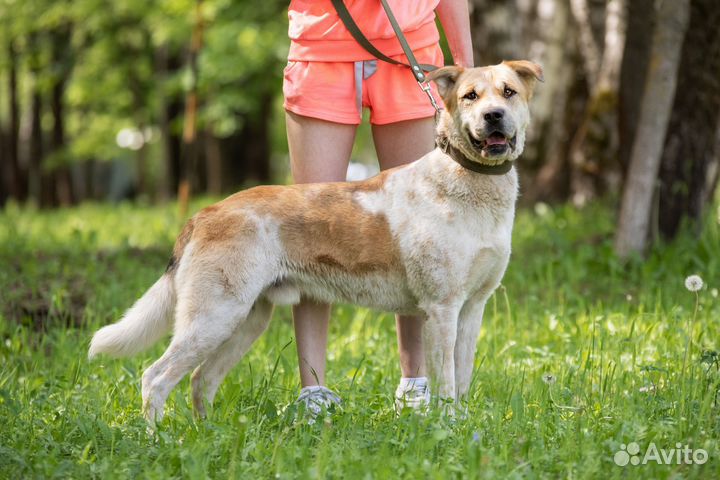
[89,60,543,422]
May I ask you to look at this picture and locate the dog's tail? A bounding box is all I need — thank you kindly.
[88,274,176,358]
[89,219,194,359]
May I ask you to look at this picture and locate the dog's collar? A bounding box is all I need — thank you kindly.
[436,135,514,175]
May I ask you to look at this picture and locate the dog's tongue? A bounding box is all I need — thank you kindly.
[485,133,507,146]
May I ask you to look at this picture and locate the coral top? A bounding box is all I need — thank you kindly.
[288,0,441,62]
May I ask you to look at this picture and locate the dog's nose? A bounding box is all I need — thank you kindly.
[483,109,505,123]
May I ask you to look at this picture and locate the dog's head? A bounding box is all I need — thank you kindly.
[429,60,543,166]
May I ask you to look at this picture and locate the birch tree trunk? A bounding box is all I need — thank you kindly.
[658,0,720,238]
[569,0,601,89]
[618,0,655,173]
[568,0,626,206]
[522,0,576,202]
[614,0,691,259]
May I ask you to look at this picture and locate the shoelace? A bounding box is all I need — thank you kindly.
[296,386,341,416]
[396,384,428,400]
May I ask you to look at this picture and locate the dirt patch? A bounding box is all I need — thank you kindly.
[1,246,168,331]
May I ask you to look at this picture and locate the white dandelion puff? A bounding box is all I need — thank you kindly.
[542,373,557,385]
[685,275,703,292]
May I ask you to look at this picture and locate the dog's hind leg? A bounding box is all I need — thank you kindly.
[191,298,274,418]
[141,297,253,424]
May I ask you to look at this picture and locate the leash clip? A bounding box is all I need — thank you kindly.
[419,81,441,114]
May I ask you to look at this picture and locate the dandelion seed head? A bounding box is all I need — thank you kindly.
[542,373,557,385]
[685,275,703,292]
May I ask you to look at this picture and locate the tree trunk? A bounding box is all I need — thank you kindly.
[35,91,54,207]
[469,0,520,65]
[129,29,152,201]
[164,100,183,198]
[618,0,655,173]
[614,0,690,259]
[0,128,7,206]
[567,0,626,206]
[178,0,204,218]
[50,67,73,206]
[658,0,720,238]
[569,0,601,89]
[4,38,26,202]
[205,131,223,195]
[157,45,183,200]
[520,0,570,189]
[26,39,46,206]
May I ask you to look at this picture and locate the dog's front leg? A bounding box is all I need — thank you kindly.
[454,293,489,401]
[422,302,463,408]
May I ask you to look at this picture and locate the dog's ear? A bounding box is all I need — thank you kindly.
[427,66,464,108]
[503,60,544,96]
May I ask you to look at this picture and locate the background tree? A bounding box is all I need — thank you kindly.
[614,0,690,258]
[657,0,720,239]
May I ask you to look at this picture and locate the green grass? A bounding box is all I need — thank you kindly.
[1,198,719,479]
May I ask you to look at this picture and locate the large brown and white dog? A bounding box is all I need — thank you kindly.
[89,61,542,422]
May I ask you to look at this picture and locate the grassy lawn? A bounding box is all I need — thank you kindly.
[1,199,719,479]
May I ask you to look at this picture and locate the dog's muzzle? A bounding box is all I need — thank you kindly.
[469,130,517,156]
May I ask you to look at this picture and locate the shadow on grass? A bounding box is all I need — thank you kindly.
[1,246,169,332]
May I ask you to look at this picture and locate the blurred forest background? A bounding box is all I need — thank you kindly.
[0,0,719,258]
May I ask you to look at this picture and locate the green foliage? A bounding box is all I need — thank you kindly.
[0,0,288,164]
[0,200,719,478]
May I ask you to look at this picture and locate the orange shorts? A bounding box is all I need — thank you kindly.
[283,44,444,125]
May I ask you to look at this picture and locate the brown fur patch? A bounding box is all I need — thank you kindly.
[166,218,195,273]
[197,168,403,277]
[189,203,260,248]
[278,172,401,275]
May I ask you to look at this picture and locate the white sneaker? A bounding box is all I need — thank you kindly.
[395,377,430,413]
[296,386,341,422]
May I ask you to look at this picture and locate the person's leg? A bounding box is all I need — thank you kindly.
[372,117,435,408]
[286,111,357,388]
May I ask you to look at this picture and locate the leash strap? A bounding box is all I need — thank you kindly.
[330,0,441,112]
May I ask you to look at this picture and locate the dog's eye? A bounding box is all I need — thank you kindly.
[463,91,478,101]
[503,87,517,99]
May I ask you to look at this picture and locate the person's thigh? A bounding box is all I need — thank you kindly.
[372,117,435,170]
[368,41,441,168]
[285,111,357,183]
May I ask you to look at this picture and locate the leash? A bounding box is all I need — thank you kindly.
[330,0,442,114]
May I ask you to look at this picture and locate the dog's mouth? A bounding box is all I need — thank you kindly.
[469,131,515,155]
